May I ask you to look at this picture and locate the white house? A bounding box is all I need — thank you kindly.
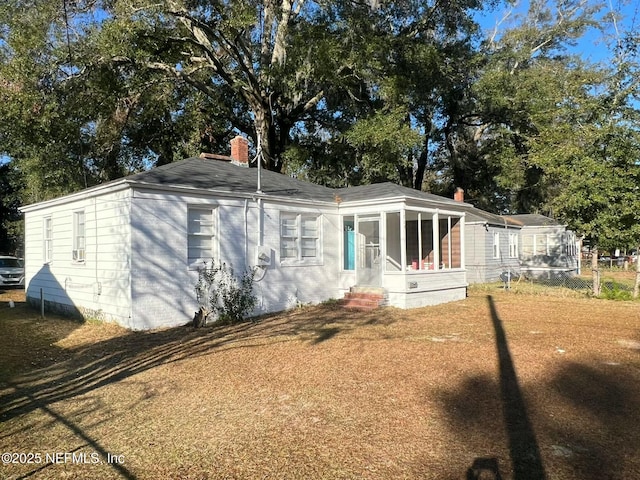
[21,137,470,330]
[454,184,579,283]
[504,214,580,278]
[462,205,523,283]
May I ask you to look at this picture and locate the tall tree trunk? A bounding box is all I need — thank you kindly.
[396,161,414,188]
[591,247,600,296]
[253,105,283,173]
[633,245,640,299]
[414,131,430,191]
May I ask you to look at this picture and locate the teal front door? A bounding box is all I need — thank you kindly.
[344,229,355,270]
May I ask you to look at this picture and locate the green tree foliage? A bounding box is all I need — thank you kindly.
[1,0,639,277]
[471,0,640,294]
[439,0,603,212]
[1,0,494,186]
[0,162,23,255]
[330,0,491,190]
[0,0,238,202]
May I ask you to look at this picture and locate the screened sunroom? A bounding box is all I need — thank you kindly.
[338,194,467,309]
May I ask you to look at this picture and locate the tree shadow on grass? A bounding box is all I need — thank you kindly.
[545,360,640,479]
[436,296,640,479]
[488,295,546,480]
[0,303,396,422]
[0,303,397,478]
[437,295,546,480]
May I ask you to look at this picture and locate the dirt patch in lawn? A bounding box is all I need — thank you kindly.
[1,288,639,479]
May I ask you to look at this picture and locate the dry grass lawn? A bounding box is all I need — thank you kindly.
[1,286,639,480]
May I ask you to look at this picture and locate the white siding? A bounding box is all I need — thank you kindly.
[385,271,467,308]
[465,224,521,283]
[24,190,133,324]
[519,225,579,277]
[130,190,204,330]
[24,182,474,330]
[129,190,342,329]
[257,200,341,312]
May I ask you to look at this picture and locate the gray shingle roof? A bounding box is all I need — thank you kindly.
[126,157,337,202]
[335,182,464,207]
[125,158,468,208]
[504,214,563,227]
[465,208,522,227]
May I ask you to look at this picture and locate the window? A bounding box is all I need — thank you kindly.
[548,234,562,255]
[280,213,321,263]
[44,217,52,263]
[188,207,216,266]
[73,211,85,262]
[509,233,518,258]
[300,216,319,257]
[493,232,500,259]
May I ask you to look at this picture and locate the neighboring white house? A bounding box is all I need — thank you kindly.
[504,214,580,278]
[21,137,470,330]
[463,208,523,284]
[452,184,580,283]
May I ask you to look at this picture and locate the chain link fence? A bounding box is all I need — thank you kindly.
[498,266,638,298]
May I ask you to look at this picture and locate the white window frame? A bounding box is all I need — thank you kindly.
[187,207,218,268]
[493,232,500,259]
[508,233,518,258]
[280,213,322,265]
[43,216,52,263]
[72,210,86,263]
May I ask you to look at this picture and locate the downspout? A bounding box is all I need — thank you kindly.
[94,197,102,296]
[254,133,264,246]
[244,199,249,267]
[258,198,264,247]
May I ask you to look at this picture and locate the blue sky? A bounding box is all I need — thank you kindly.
[475,0,640,64]
[2,0,638,168]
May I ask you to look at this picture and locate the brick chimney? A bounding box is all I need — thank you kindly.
[454,187,464,202]
[230,135,249,167]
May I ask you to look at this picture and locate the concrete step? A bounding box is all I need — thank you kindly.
[342,298,381,310]
[341,288,386,310]
[343,292,385,302]
[349,286,386,295]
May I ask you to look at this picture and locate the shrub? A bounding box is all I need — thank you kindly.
[194,261,257,326]
[599,282,634,301]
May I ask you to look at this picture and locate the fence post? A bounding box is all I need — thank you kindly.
[591,248,600,296]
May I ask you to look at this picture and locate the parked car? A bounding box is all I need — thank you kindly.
[0,256,25,287]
